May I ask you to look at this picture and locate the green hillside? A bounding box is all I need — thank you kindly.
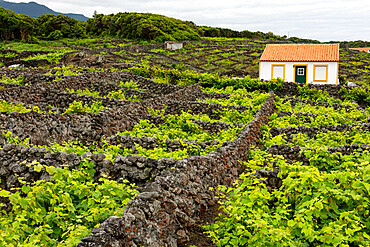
[87,12,201,42]
[0,7,289,42]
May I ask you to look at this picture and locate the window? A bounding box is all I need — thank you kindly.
[313,65,328,82]
[271,65,285,80]
[297,68,304,75]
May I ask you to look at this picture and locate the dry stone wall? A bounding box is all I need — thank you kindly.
[0,140,179,193]
[281,97,361,111]
[267,143,370,166]
[269,121,370,142]
[0,67,277,246]
[108,134,221,153]
[275,82,350,99]
[0,80,245,146]
[77,92,276,247]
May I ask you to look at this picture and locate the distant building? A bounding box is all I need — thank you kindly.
[350,47,370,53]
[165,41,183,50]
[259,43,340,85]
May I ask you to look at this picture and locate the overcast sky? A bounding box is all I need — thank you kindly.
[8,0,370,42]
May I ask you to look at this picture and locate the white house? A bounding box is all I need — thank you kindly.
[259,43,340,85]
[165,41,183,50]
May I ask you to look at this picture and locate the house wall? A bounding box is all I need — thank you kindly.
[260,61,338,84]
[166,43,183,50]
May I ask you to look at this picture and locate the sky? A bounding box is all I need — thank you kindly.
[7,0,370,42]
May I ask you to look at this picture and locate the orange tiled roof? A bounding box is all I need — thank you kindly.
[260,43,340,62]
[350,47,370,52]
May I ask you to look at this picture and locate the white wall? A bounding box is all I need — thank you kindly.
[166,43,183,50]
[259,61,338,84]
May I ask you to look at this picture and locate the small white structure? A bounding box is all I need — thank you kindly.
[165,41,183,50]
[347,81,357,87]
[259,43,340,84]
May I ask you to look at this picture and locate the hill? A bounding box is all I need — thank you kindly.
[0,0,88,21]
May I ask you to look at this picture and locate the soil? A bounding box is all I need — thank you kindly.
[180,203,222,247]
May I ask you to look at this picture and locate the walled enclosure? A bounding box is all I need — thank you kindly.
[76,80,362,246]
[1,65,367,246]
[0,67,276,246]
[77,92,276,246]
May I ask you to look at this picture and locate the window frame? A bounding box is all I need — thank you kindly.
[313,65,329,82]
[271,64,285,80]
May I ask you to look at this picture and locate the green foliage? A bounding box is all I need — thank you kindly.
[47,30,63,40]
[339,48,370,84]
[295,128,370,149]
[0,52,17,58]
[66,88,100,97]
[0,160,138,246]
[87,12,200,41]
[34,14,86,39]
[205,81,370,246]
[267,97,368,129]
[128,66,284,91]
[199,92,269,124]
[202,91,269,108]
[0,99,41,113]
[63,101,106,115]
[67,87,140,101]
[119,80,146,91]
[1,74,25,85]
[297,84,342,103]
[2,131,30,146]
[205,149,370,246]
[106,90,140,101]
[22,51,66,64]
[0,40,68,52]
[0,7,33,41]
[45,65,82,77]
[198,26,287,40]
[340,87,370,104]
[120,114,241,144]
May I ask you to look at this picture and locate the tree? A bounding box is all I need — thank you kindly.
[0,7,34,41]
[34,14,86,39]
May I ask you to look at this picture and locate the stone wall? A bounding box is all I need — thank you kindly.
[275,82,362,104]
[107,134,221,153]
[281,97,361,111]
[1,70,181,96]
[76,91,276,247]
[124,44,166,53]
[0,140,179,192]
[269,122,370,142]
[0,83,247,147]
[145,114,244,134]
[267,143,370,165]
[0,82,19,89]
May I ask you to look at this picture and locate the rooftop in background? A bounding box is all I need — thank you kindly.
[260,43,340,62]
[349,47,370,53]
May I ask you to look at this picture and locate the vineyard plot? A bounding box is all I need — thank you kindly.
[205,96,370,246]
[0,37,369,246]
[0,67,273,246]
